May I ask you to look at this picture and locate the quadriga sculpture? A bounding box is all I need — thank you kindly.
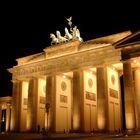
[72,26,83,42]
[56,31,68,43]
[50,16,83,46]
[64,27,73,40]
[50,33,59,45]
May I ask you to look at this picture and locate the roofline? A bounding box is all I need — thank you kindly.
[113,30,140,47]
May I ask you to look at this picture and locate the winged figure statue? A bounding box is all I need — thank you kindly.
[66,16,72,27]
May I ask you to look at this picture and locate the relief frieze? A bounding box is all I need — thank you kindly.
[109,88,118,99]
[85,91,96,101]
[60,95,67,103]
[10,47,120,79]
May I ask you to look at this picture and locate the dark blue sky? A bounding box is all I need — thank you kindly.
[0,1,139,97]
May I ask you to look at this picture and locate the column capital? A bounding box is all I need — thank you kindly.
[12,77,31,83]
[96,63,108,68]
[122,59,132,64]
[11,79,20,83]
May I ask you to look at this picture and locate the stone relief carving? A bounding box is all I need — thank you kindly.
[111,75,115,85]
[109,88,118,98]
[88,78,93,88]
[10,46,119,80]
[50,16,83,45]
[60,95,67,103]
[85,91,96,101]
[12,52,95,78]
[61,81,67,91]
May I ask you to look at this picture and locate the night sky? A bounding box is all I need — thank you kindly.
[0,2,139,97]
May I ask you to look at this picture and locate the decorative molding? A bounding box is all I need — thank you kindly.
[44,40,80,59]
[40,96,46,104]
[23,98,28,105]
[9,45,121,80]
[61,81,67,91]
[111,75,115,85]
[60,95,67,103]
[88,78,93,88]
[109,88,118,98]
[85,91,96,101]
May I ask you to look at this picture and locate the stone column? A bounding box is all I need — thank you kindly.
[46,76,56,132]
[27,78,38,132]
[97,67,108,132]
[6,103,11,132]
[10,80,20,132]
[0,106,2,132]
[18,81,29,132]
[73,71,84,132]
[123,61,136,130]
[134,69,140,130]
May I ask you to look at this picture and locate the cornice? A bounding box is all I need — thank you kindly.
[9,45,121,80]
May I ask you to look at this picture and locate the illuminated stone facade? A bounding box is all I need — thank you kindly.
[1,30,140,133]
[0,96,12,132]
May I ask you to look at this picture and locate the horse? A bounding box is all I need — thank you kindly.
[64,27,73,40]
[72,26,83,42]
[50,33,59,45]
[56,31,68,43]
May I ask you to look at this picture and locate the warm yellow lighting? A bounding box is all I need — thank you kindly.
[10,109,16,131]
[22,81,29,99]
[126,114,135,130]
[97,115,105,130]
[63,75,66,78]
[112,67,115,70]
[26,111,31,131]
[133,60,137,63]
[2,104,6,109]
[90,71,93,74]
[2,115,5,122]
[39,78,46,95]
[73,114,80,130]
[45,113,51,130]
[10,118,14,131]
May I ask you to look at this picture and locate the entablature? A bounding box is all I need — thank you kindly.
[8,44,121,80]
